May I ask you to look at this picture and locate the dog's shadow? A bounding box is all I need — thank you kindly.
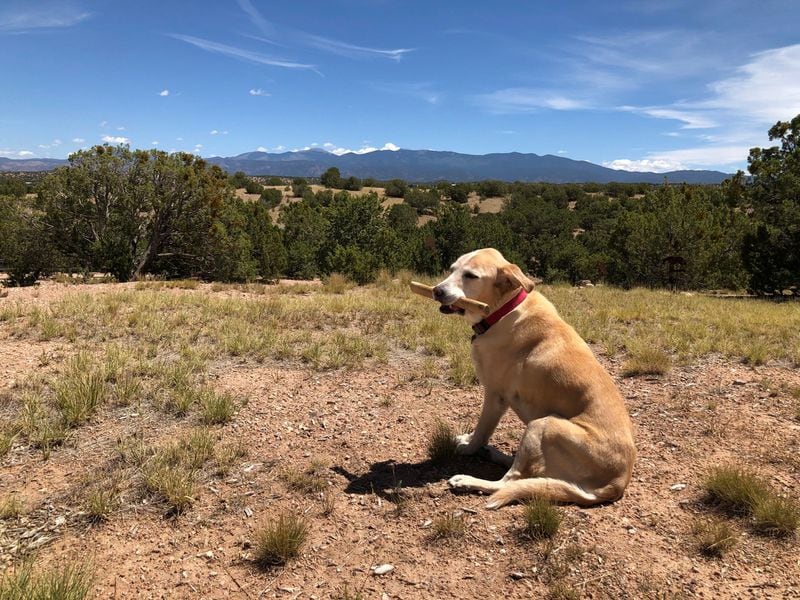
[332,449,506,500]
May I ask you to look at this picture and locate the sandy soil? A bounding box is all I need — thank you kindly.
[1,282,798,599]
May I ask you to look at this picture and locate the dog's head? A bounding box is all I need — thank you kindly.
[433,248,534,322]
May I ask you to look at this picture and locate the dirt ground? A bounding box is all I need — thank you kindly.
[1,282,799,599]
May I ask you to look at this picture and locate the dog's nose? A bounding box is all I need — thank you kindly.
[433,285,446,301]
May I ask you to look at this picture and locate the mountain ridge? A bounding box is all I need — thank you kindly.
[0,149,731,184]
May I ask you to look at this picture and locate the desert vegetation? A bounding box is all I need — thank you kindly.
[0,276,798,597]
[1,116,799,295]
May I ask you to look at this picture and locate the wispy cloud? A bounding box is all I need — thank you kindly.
[72,137,85,143]
[618,106,717,129]
[168,33,317,71]
[237,0,413,62]
[209,130,228,135]
[373,82,443,105]
[159,89,170,96]
[249,88,269,96]
[102,135,130,144]
[0,4,91,33]
[474,88,588,114]
[609,43,800,171]
[299,32,414,62]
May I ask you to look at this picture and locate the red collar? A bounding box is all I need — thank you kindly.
[472,288,528,337]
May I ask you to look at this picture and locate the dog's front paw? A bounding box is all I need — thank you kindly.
[447,474,471,489]
[454,433,478,455]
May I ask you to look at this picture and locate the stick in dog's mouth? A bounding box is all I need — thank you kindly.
[408,281,491,317]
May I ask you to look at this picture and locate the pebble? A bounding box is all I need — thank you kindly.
[372,564,394,576]
[510,571,526,580]
[670,483,687,491]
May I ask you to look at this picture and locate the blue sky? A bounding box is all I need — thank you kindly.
[2,0,799,172]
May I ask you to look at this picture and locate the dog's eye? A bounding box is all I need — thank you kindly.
[463,272,479,279]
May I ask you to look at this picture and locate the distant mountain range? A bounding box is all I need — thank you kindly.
[0,149,731,184]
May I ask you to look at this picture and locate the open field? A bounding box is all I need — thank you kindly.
[1,279,798,598]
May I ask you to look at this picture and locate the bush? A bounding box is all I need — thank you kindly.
[384,179,408,198]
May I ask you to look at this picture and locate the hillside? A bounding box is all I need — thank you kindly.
[0,149,730,184]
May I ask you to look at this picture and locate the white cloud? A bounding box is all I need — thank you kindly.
[72,137,85,143]
[102,135,130,144]
[605,145,748,172]
[701,44,800,124]
[210,130,219,135]
[0,6,92,32]
[256,146,268,152]
[249,88,270,96]
[176,137,183,141]
[604,158,685,173]
[159,89,170,96]
[610,44,800,171]
[168,33,317,71]
[99,120,107,128]
[329,142,400,156]
[238,0,414,62]
[475,88,587,114]
[0,149,35,158]
[151,141,159,146]
[37,138,63,150]
[557,150,568,154]
[619,106,717,129]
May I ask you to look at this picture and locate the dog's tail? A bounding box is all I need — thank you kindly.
[485,478,604,509]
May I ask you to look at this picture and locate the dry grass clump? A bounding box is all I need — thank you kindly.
[322,273,354,294]
[621,346,671,377]
[703,465,799,537]
[198,388,237,424]
[0,561,93,600]
[0,494,25,519]
[427,419,459,464]
[522,496,563,540]
[430,512,466,541]
[254,513,309,567]
[140,429,217,515]
[54,354,108,426]
[693,518,737,557]
[281,459,329,494]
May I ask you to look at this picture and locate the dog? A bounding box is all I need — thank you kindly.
[433,248,635,508]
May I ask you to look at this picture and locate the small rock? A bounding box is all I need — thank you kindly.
[669,483,687,491]
[54,516,66,527]
[510,571,526,580]
[372,564,394,576]
[244,507,253,518]
[733,379,747,385]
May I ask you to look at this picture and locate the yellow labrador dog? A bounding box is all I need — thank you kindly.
[433,248,635,508]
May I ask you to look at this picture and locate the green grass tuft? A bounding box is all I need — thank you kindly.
[254,513,309,567]
[522,496,563,540]
[0,561,93,600]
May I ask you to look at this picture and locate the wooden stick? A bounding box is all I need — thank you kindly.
[409,281,491,316]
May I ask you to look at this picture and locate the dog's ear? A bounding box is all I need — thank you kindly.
[495,263,535,294]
